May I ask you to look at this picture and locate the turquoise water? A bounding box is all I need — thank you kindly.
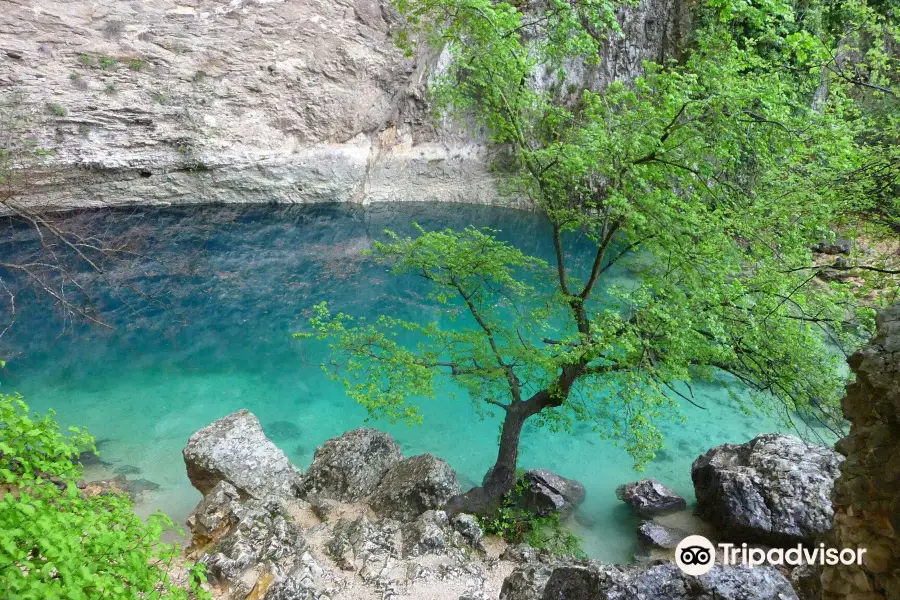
[0,203,813,562]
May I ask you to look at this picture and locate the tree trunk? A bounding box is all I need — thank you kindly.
[445,402,531,516]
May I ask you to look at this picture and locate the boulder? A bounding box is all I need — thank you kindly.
[296,427,403,502]
[500,561,799,600]
[369,453,461,521]
[452,513,486,552]
[183,409,301,499]
[521,469,587,516]
[637,521,688,550]
[615,479,687,516]
[691,433,843,547]
[812,238,853,255]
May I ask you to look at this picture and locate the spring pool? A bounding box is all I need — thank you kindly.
[0,202,815,561]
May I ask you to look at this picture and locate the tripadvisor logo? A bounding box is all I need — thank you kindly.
[674,535,867,576]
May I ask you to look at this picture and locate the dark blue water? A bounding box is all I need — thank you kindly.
[0,202,801,561]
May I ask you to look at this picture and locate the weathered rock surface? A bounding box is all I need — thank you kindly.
[521,469,587,516]
[187,481,308,599]
[822,305,900,600]
[500,561,799,600]
[296,427,403,502]
[183,409,300,499]
[369,453,461,521]
[1,0,692,211]
[692,433,842,547]
[616,479,687,517]
[637,521,688,550]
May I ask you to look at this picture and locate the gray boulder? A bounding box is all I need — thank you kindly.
[452,513,486,552]
[691,433,842,547]
[183,409,301,498]
[500,561,798,600]
[521,469,587,516]
[369,453,462,521]
[637,521,688,550]
[296,427,403,502]
[616,479,687,517]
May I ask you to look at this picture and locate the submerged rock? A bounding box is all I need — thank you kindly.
[296,427,403,502]
[369,453,461,521]
[500,561,798,600]
[264,420,302,441]
[521,469,586,516]
[691,433,842,547]
[182,409,301,499]
[616,479,687,516]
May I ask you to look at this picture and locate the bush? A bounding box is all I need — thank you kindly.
[0,393,209,599]
[476,472,586,559]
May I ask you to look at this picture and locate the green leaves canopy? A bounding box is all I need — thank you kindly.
[302,0,884,466]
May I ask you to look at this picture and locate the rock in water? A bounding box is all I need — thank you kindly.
[691,433,842,547]
[500,562,799,600]
[296,427,403,502]
[637,521,688,549]
[182,409,301,498]
[615,479,687,516]
[521,469,586,516]
[369,453,461,521]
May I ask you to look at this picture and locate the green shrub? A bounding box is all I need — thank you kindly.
[126,59,147,71]
[98,56,118,69]
[476,472,586,559]
[0,393,209,599]
[46,103,67,117]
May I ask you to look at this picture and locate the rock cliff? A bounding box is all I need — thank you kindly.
[0,0,690,210]
[822,305,900,600]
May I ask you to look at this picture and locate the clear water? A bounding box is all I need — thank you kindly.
[0,202,818,562]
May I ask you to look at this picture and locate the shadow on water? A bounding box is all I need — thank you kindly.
[0,202,817,561]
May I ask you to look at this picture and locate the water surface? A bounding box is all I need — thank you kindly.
[0,202,810,561]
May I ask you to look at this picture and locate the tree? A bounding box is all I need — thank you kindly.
[301,0,877,515]
[0,393,209,599]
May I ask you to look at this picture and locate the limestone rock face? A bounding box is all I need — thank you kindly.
[521,469,587,516]
[692,433,842,547]
[369,453,461,521]
[500,562,798,600]
[822,305,900,600]
[616,479,687,517]
[296,427,403,502]
[1,0,691,211]
[182,409,301,498]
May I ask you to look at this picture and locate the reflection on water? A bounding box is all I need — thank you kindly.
[0,202,820,562]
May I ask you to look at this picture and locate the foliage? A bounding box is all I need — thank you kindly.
[0,393,209,600]
[127,59,148,71]
[46,103,67,117]
[301,0,887,498]
[476,473,586,559]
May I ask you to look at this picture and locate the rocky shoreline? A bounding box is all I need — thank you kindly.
[162,409,844,600]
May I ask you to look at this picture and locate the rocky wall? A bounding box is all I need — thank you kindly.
[822,305,900,600]
[0,0,690,210]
